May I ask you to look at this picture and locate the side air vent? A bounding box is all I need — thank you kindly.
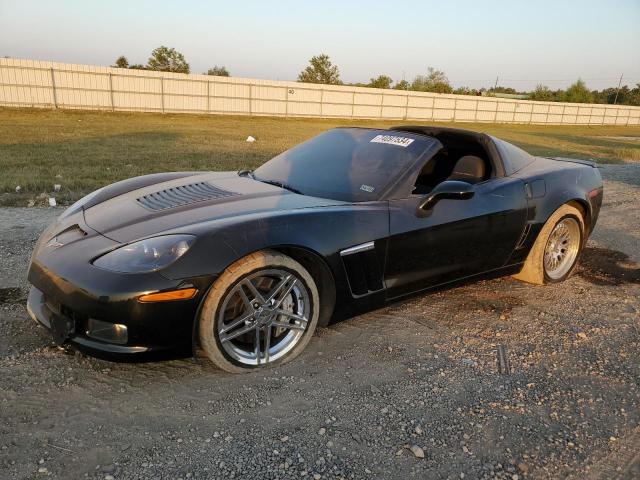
[340,242,384,296]
[137,182,237,211]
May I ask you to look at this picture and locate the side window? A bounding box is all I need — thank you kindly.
[412,148,456,194]
[412,147,492,194]
[493,138,534,175]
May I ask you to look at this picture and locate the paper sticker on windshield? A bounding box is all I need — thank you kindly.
[360,184,375,193]
[370,134,414,148]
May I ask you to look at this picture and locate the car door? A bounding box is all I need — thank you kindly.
[384,176,528,299]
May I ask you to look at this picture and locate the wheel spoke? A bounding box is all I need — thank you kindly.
[271,321,306,331]
[220,311,254,334]
[237,285,255,312]
[273,279,297,308]
[243,279,265,304]
[275,309,308,323]
[263,326,271,363]
[220,323,256,343]
[545,250,557,270]
[264,274,292,304]
[254,327,261,365]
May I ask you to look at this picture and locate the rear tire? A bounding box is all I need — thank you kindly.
[198,250,319,373]
[513,204,585,285]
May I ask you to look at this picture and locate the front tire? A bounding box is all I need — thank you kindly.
[513,204,585,285]
[198,250,319,373]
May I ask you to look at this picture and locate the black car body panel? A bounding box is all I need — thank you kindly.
[27,126,603,358]
[385,176,528,297]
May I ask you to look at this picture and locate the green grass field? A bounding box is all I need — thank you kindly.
[1,107,639,206]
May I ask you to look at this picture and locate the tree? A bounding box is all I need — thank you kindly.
[297,54,341,84]
[147,46,190,74]
[366,75,393,89]
[629,83,640,106]
[529,84,555,101]
[453,86,474,95]
[606,86,629,105]
[411,67,452,94]
[561,79,593,103]
[113,56,129,69]
[583,84,640,106]
[206,66,230,77]
[489,86,518,95]
[394,80,410,90]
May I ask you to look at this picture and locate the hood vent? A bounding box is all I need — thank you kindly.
[46,224,87,248]
[137,182,238,211]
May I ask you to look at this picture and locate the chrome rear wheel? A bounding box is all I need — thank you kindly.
[543,217,581,280]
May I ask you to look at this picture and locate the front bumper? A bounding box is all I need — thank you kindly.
[27,286,149,354]
[27,259,212,358]
[26,210,214,359]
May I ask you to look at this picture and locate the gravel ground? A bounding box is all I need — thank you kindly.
[0,164,638,480]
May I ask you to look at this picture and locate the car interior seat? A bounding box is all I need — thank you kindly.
[446,155,486,184]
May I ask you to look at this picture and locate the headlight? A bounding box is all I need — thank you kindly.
[93,235,195,273]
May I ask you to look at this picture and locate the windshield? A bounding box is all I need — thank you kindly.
[253,128,435,202]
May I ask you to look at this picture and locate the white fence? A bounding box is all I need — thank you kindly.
[1,58,639,125]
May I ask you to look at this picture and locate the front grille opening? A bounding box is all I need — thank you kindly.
[137,182,238,211]
[42,294,88,336]
[42,297,128,345]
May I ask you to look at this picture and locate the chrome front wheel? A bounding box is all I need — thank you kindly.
[217,269,311,366]
[198,251,319,373]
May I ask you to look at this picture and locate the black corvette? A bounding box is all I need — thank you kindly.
[27,126,603,372]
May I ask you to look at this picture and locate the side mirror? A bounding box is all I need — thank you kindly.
[417,180,474,216]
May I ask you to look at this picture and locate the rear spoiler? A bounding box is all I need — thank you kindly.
[546,157,598,168]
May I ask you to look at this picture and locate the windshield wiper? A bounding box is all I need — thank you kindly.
[255,177,304,195]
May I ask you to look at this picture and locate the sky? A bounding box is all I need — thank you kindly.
[1,0,639,91]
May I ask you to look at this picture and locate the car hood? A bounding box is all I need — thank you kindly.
[83,171,345,243]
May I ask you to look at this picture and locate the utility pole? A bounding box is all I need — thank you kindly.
[613,73,623,104]
[494,75,499,91]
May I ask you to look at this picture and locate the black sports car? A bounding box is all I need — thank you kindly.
[27,126,603,372]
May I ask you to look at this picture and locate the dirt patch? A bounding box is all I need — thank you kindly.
[452,292,526,315]
[0,287,25,304]
[578,246,640,285]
